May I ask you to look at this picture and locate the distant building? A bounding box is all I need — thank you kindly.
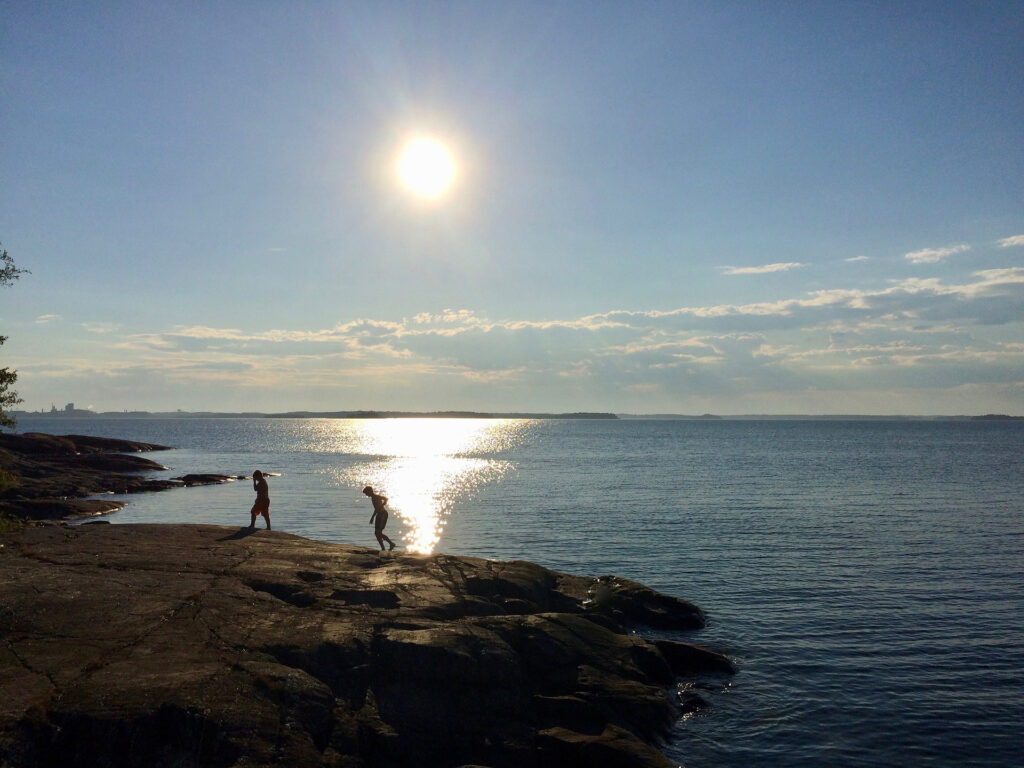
[35,402,94,417]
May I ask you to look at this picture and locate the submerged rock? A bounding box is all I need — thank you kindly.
[0,524,733,767]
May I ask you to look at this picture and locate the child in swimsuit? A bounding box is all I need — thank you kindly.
[364,485,395,551]
[250,470,271,530]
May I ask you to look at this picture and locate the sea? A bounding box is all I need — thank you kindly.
[13,415,1023,767]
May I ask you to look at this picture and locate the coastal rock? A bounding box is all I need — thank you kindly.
[0,524,732,767]
[0,498,127,521]
[0,432,169,455]
[175,473,239,487]
[583,575,707,630]
[0,432,173,521]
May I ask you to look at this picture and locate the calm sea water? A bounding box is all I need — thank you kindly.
[15,416,1024,767]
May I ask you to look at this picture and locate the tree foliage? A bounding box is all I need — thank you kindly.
[1,246,28,430]
[1,248,27,287]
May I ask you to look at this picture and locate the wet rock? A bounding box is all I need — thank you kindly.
[0,524,733,767]
[653,639,737,676]
[174,473,237,487]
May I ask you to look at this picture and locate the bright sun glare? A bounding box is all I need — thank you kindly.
[396,137,456,199]
[331,419,532,554]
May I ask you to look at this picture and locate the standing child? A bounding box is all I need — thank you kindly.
[363,485,395,551]
[250,470,271,530]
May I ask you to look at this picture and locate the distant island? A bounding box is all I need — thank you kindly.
[12,408,619,420]
[618,413,723,420]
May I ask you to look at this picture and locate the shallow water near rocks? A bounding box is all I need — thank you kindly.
[20,415,1023,767]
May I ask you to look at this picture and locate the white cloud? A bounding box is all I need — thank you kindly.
[997,234,1024,248]
[845,255,870,262]
[19,264,1024,414]
[723,262,804,275]
[904,244,970,264]
[35,314,61,324]
[121,268,1023,365]
[82,322,121,334]
[412,309,478,325]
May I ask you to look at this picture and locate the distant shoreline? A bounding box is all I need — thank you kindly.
[11,409,620,420]
[618,413,1024,421]
[11,410,1022,421]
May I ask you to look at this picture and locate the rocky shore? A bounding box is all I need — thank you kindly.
[0,523,733,767]
[0,431,734,766]
[0,432,237,521]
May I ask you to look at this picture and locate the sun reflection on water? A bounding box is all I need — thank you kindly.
[330,419,532,554]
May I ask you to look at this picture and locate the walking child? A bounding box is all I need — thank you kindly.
[363,485,395,551]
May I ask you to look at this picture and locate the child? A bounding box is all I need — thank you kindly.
[250,470,271,530]
[363,485,395,551]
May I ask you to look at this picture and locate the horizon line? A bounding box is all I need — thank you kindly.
[9,408,1023,420]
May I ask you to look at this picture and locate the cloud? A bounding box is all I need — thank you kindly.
[82,322,121,334]
[722,262,804,275]
[412,309,479,325]
[845,255,870,262]
[20,263,1024,414]
[116,269,1023,370]
[997,235,1024,248]
[35,314,61,324]
[904,244,970,264]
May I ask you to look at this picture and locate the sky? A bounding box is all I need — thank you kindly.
[2,1,1023,415]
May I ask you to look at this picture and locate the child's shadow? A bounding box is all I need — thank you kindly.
[216,527,262,541]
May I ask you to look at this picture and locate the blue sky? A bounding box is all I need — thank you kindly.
[2,2,1022,414]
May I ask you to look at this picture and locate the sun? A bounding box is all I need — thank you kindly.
[396,137,456,199]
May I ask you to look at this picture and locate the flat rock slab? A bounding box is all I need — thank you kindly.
[0,524,732,768]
